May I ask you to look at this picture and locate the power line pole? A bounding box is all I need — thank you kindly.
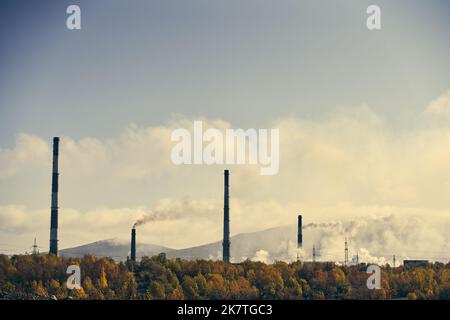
[313,244,316,263]
[286,241,289,262]
[393,255,396,268]
[344,237,349,266]
[32,238,39,255]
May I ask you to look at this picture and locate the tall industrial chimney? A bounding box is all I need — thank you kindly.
[49,137,60,255]
[297,214,302,261]
[223,170,230,263]
[131,228,136,262]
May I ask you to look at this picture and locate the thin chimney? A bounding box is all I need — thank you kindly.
[131,228,136,262]
[297,214,302,261]
[223,170,230,263]
[49,137,60,255]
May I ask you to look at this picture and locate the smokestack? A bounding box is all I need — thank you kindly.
[49,137,60,255]
[297,214,302,261]
[223,170,230,263]
[297,214,303,248]
[131,228,136,262]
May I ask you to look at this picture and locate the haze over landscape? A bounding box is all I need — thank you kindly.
[1,0,450,264]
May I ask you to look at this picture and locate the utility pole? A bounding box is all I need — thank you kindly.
[32,238,39,255]
[344,237,349,266]
[393,255,396,268]
[286,241,290,262]
[313,245,316,263]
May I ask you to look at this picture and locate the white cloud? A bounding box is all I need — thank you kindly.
[0,134,50,179]
[1,92,450,257]
[252,250,270,263]
[424,89,450,118]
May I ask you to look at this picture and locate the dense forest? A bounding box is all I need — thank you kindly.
[0,254,449,300]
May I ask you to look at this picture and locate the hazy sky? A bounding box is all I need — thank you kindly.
[1,0,450,145]
[0,1,449,260]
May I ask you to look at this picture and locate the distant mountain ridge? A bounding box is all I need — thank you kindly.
[59,238,172,260]
[43,216,450,265]
[59,225,297,262]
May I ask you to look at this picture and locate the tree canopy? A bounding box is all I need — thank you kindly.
[0,254,448,300]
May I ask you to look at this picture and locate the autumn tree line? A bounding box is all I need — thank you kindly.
[0,254,449,300]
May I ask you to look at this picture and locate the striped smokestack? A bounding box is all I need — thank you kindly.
[297,214,302,248]
[297,214,302,261]
[49,137,60,255]
[223,170,230,263]
[131,228,136,262]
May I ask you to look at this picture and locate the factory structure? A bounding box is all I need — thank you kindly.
[297,214,302,262]
[222,169,231,263]
[130,227,136,262]
[45,136,309,263]
[46,137,440,266]
[49,137,60,256]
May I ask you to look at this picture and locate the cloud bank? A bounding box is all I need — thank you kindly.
[1,91,450,260]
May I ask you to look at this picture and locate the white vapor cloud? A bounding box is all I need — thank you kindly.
[1,91,450,258]
[252,250,270,263]
[424,89,450,118]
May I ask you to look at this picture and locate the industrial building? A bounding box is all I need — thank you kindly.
[403,260,429,268]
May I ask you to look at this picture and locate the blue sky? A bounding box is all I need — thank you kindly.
[1,0,449,146]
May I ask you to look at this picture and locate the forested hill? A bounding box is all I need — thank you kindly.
[0,254,449,300]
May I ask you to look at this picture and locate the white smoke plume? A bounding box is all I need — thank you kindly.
[133,209,181,229]
[303,222,341,230]
[132,198,216,228]
[252,250,270,263]
[231,214,450,265]
[303,215,449,265]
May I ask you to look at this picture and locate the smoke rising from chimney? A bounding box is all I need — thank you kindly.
[133,209,182,229]
[242,214,450,265]
[303,222,341,230]
[132,199,210,229]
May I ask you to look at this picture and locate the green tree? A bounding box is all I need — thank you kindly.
[182,275,199,299]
